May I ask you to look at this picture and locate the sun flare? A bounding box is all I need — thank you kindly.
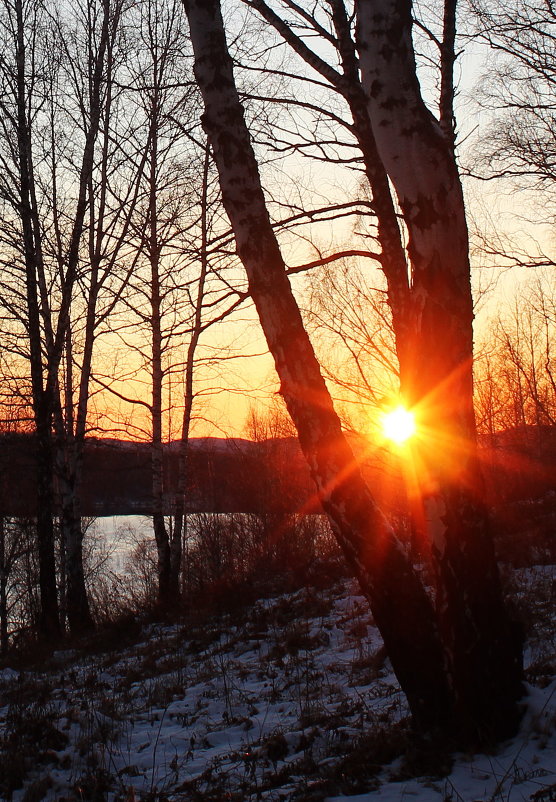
[381,405,416,445]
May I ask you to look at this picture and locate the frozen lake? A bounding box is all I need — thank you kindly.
[93,515,154,572]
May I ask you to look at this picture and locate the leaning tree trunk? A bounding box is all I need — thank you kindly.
[183,0,456,736]
[356,0,523,743]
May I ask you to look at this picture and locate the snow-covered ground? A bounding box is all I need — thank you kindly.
[1,568,555,801]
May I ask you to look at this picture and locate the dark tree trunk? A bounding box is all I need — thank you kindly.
[64,513,94,635]
[35,417,60,638]
[147,80,175,609]
[59,6,128,635]
[56,441,94,635]
[0,518,8,655]
[14,0,61,639]
[150,223,171,606]
[172,144,211,602]
[150,231,173,606]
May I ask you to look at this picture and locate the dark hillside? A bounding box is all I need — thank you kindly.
[0,426,555,517]
[0,435,318,516]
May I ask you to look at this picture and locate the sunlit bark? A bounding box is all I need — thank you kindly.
[245,0,413,378]
[356,0,523,742]
[183,0,454,734]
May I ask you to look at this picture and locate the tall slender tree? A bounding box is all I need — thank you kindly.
[182,0,523,744]
[183,0,453,737]
[356,0,522,739]
[52,0,133,635]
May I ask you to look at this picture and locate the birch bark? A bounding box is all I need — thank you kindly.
[14,0,60,638]
[245,0,413,377]
[356,0,523,741]
[183,0,454,734]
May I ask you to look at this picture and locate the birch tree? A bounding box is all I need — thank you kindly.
[110,0,233,605]
[0,0,131,635]
[0,0,64,637]
[468,0,556,270]
[182,0,523,745]
[52,0,138,635]
[241,0,412,373]
[124,0,195,607]
[471,0,556,200]
[355,0,523,740]
[183,0,453,738]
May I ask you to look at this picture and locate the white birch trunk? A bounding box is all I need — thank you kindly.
[183,0,455,735]
[356,0,523,742]
[356,0,474,442]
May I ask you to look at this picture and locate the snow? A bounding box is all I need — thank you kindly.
[0,668,18,682]
[1,570,555,801]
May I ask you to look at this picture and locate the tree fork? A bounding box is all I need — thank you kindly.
[183,0,455,735]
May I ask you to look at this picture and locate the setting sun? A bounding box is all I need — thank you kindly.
[381,405,416,445]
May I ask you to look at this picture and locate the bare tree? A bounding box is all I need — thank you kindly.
[355,0,525,741]
[106,0,236,605]
[52,0,134,635]
[184,0,453,738]
[467,0,556,275]
[0,0,134,635]
[0,517,37,653]
[125,0,196,607]
[304,259,399,426]
[0,0,65,637]
[475,276,556,434]
[470,0,556,196]
[182,0,522,744]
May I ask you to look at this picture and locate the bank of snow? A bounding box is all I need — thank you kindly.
[1,568,555,801]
